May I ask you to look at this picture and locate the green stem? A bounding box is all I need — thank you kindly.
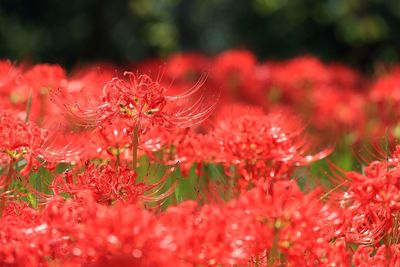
[131,124,139,172]
[268,219,281,267]
[35,165,42,206]
[115,146,120,171]
[0,159,16,217]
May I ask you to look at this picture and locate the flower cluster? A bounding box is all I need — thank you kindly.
[0,181,350,266]
[0,50,400,266]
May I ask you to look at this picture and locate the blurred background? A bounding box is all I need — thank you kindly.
[1,0,400,71]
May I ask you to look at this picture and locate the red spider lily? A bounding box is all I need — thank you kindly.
[50,71,218,171]
[369,66,400,133]
[211,106,331,189]
[327,62,364,89]
[0,113,86,209]
[24,192,180,267]
[152,181,348,266]
[0,111,47,164]
[0,180,348,266]
[0,111,49,216]
[54,71,218,130]
[310,84,366,140]
[258,55,369,144]
[51,163,176,205]
[329,145,400,246]
[353,244,400,266]
[213,49,268,105]
[160,105,332,189]
[21,64,67,123]
[165,52,210,80]
[0,60,20,97]
[23,64,66,93]
[267,56,331,105]
[1,63,66,124]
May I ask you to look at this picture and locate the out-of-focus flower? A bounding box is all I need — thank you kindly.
[213,49,268,105]
[310,85,366,139]
[268,56,331,105]
[0,60,22,110]
[370,66,400,135]
[327,63,364,89]
[22,64,67,123]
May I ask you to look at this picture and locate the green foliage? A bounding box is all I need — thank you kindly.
[1,0,400,69]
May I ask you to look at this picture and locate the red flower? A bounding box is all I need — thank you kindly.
[51,164,146,205]
[353,244,400,266]
[213,49,268,105]
[56,71,218,131]
[212,106,331,188]
[0,111,47,162]
[22,64,67,123]
[335,145,400,245]
[369,66,400,132]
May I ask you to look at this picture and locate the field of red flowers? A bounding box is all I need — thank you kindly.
[1,50,400,266]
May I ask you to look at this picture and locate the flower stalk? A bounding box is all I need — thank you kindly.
[268,219,281,267]
[131,123,139,172]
